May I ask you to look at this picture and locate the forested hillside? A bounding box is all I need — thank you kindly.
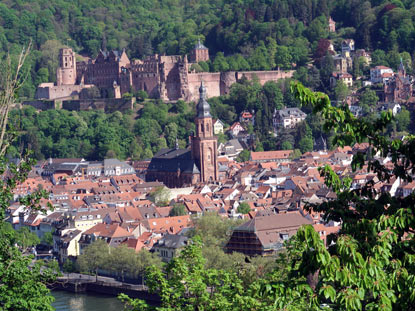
[1,0,415,97]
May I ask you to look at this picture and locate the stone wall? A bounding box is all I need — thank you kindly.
[62,98,134,113]
[35,84,94,100]
[131,72,159,97]
[236,70,294,85]
[187,72,221,101]
[22,100,57,111]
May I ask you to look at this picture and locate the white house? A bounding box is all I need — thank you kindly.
[370,66,394,84]
[213,119,225,134]
[273,108,307,130]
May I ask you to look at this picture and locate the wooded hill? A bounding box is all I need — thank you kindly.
[1,0,415,98]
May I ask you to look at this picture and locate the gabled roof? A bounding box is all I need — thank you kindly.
[235,212,312,233]
[83,223,132,238]
[250,150,293,161]
[148,148,200,174]
[152,234,188,249]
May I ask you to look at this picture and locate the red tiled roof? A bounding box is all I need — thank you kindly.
[250,150,292,161]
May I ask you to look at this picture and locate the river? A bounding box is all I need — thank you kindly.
[52,290,124,311]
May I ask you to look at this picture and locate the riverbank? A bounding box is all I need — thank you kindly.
[50,273,160,305]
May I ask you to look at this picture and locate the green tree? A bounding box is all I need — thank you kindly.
[212,52,229,72]
[289,81,415,310]
[149,186,171,206]
[359,89,379,115]
[77,239,109,281]
[41,231,53,246]
[395,107,410,132]
[274,45,292,70]
[107,245,137,281]
[15,226,40,250]
[236,149,250,162]
[334,80,349,102]
[282,141,293,150]
[237,202,251,214]
[0,44,56,311]
[120,236,254,311]
[169,204,187,216]
[298,136,313,153]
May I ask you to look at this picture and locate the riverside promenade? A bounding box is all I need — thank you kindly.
[51,273,160,304]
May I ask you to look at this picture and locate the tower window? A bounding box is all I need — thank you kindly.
[201,124,204,132]
[206,124,209,132]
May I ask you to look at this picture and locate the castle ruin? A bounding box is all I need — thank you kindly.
[36,42,294,102]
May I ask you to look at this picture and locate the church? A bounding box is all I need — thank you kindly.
[146,82,218,188]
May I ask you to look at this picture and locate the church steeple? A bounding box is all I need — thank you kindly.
[197,81,211,118]
[192,82,218,183]
[398,57,406,77]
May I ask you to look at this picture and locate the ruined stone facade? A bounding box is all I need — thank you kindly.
[36,43,294,102]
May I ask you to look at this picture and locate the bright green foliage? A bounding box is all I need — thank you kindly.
[119,236,260,311]
[9,102,197,161]
[236,149,250,162]
[78,241,162,281]
[289,81,415,310]
[334,80,349,102]
[395,108,410,132]
[237,202,251,214]
[0,157,56,311]
[77,239,109,280]
[149,186,171,207]
[41,231,53,246]
[169,204,187,217]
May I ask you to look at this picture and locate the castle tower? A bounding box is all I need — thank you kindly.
[192,81,218,182]
[57,48,77,86]
[189,39,209,63]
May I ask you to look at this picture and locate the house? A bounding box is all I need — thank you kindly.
[341,39,355,54]
[370,66,393,84]
[225,212,312,256]
[103,159,135,176]
[250,150,293,163]
[213,119,225,134]
[333,55,352,73]
[355,49,371,65]
[273,108,307,130]
[228,122,245,137]
[55,229,82,263]
[78,223,133,252]
[379,102,401,116]
[330,72,353,88]
[239,111,255,125]
[152,234,188,262]
[218,139,246,160]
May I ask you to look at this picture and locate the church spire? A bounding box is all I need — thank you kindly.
[197,81,211,118]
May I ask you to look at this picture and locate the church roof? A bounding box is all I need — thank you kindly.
[148,148,200,174]
[194,39,208,50]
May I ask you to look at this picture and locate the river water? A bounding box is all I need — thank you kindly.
[52,290,124,311]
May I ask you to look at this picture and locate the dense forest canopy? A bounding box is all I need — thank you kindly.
[1,0,415,97]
